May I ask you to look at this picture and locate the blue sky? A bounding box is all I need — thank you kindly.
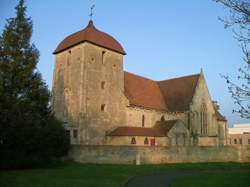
[0,0,249,127]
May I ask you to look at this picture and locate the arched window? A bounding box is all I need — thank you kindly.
[131,137,136,144]
[144,137,149,145]
[200,103,207,135]
[161,116,165,121]
[142,115,145,127]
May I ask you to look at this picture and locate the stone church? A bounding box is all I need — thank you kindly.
[52,20,228,147]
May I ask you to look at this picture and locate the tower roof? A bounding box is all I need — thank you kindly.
[53,20,126,55]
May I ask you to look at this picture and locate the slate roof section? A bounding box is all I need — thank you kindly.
[54,20,126,55]
[107,120,177,137]
[124,72,200,112]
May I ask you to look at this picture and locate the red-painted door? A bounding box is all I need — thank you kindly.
[150,138,155,146]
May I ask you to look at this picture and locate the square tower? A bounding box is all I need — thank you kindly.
[52,20,127,144]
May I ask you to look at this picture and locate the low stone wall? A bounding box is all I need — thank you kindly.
[69,145,250,164]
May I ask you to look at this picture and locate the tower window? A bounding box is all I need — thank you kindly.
[142,115,145,127]
[102,51,106,64]
[131,137,136,144]
[248,139,250,144]
[67,50,71,66]
[113,64,118,72]
[101,104,106,112]
[101,81,105,89]
[73,130,78,139]
[65,130,70,142]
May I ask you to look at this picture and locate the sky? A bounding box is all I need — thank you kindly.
[0,0,249,127]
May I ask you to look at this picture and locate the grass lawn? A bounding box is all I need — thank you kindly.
[0,162,250,187]
[170,171,250,187]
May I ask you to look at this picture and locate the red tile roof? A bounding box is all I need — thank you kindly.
[124,72,167,110]
[124,72,200,112]
[158,74,200,112]
[54,20,126,55]
[108,120,177,137]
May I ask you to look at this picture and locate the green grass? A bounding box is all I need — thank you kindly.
[0,162,250,187]
[170,171,250,187]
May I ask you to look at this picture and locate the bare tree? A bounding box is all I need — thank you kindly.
[215,0,250,118]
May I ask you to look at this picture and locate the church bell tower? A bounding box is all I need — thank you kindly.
[52,20,127,144]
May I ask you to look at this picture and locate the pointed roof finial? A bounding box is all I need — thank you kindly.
[200,68,203,74]
[89,4,95,20]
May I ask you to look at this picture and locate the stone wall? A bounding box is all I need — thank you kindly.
[69,145,250,164]
[198,137,218,146]
[106,136,168,146]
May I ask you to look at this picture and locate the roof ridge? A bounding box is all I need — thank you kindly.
[125,71,200,83]
[124,71,155,82]
[157,73,200,83]
[119,126,153,129]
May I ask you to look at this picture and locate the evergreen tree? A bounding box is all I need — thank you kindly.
[0,0,69,169]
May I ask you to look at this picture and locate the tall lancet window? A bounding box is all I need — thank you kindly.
[142,115,145,127]
[200,103,208,135]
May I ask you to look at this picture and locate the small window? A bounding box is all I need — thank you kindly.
[101,81,105,89]
[131,137,136,144]
[102,51,106,64]
[73,130,78,139]
[101,104,106,112]
[239,139,242,144]
[234,139,237,144]
[67,51,71,66]
[144,137,149,145]
[113,64,118,72]
[248,139,250,144]
[142,115,145,127]
[161,116,165,121]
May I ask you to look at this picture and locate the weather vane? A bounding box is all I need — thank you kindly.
[89,4,95,20]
